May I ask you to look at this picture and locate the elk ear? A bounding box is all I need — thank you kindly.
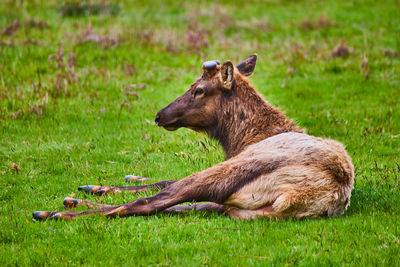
[221,61,234,90]
[236,54,257,76]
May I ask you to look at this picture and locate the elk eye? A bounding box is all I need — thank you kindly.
[194,88,204,97]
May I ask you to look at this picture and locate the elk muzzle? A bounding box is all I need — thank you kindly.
[155,107,181,131]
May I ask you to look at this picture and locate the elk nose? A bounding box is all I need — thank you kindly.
[155,113,161,125]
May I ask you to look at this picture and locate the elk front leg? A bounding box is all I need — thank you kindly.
[33,203,227,221]
[104,174,230,218]
[33,207,119,221]
[64,197,228,214]
[77,180,177,195]
[33,176,211,220]
[33,193,183,220]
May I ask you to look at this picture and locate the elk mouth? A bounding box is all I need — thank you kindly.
[157,119,182,131]
[163,125,180,131]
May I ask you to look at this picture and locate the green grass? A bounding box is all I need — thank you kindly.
[1,0,400,265]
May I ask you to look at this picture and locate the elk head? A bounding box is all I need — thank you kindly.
[155,54,258,132]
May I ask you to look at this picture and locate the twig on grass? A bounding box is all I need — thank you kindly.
[230,254,269,260]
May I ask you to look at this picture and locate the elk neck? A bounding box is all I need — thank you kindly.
[206,76,303,159]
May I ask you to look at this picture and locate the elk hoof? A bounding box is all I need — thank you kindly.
[78,185,95,194]
[33,211,52,221]
[63,197,79,208]
[96,189,105,195]
[125,175,149,182]
[78,185,105,195]
[50,214,60,220]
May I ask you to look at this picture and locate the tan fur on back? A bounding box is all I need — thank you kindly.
[222,133,354,218]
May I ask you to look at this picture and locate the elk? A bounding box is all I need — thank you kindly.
[33,54,354,221]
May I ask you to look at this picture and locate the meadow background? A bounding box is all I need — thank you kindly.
[1,0,399,265]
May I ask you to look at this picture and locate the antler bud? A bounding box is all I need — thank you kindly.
[202,60,221,78]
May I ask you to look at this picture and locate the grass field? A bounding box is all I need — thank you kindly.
[1,0,400,265]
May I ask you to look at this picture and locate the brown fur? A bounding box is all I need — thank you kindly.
[33,55,354,221]
[207,72,303,158]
